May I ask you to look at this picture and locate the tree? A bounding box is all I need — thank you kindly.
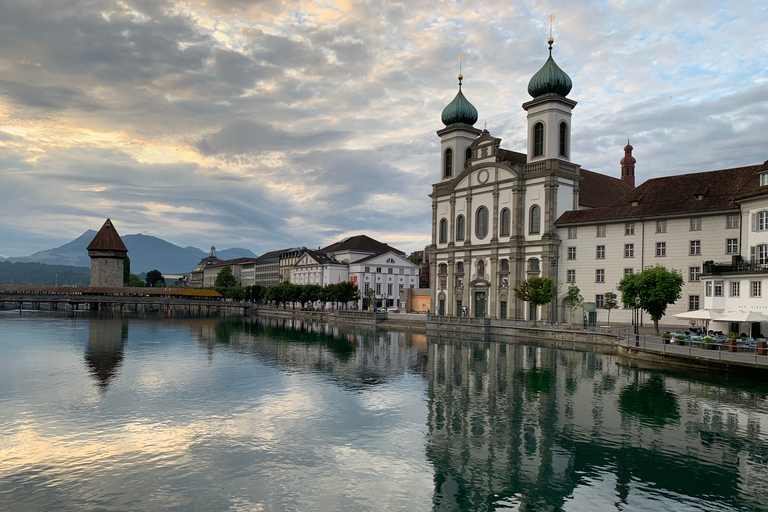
[214,266,236,292]
[123,257,131,286]
[363,287,377,310]
[513,276,555,327]
[617,265,684,335]
[603,291,619,324]
[146,269,164,287]
[564,283,583,329]
[126,274,144,287]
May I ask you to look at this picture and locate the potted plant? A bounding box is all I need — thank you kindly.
[675,333,685,344]
[661,331,672,344]
[703,260,715,274]
[727,332,740,353]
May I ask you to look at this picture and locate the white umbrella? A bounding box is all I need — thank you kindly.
[674,309,723,321]
[714,310,768,323]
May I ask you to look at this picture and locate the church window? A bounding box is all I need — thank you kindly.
[438,263,448,275]
[465,147,472,167]
[559,122,568,157]
[456,215,465,241]
[444,148,453,177]
[476,206,489,238]
[477,260,485,278]
[439,218,447,243]
[500,208,511,236]
[529,205,540,234]
[533,122,544,157]
[528,258,540,272]
[500,259,509,272]
[456,262,464,274]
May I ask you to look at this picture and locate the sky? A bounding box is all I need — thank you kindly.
[1,0,767,258]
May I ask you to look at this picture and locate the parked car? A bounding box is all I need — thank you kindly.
[386,307,400,313]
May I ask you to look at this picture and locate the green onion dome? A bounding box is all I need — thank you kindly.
[527,38,572,99]
[441,75,478,127]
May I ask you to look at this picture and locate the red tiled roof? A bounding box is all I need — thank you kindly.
[557,164,766,225]
[86,219,128,252]
[578,169,636,208]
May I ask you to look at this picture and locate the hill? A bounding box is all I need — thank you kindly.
[0,261,91,286]
[5,233,257,274]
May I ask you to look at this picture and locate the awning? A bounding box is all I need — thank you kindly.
[673,309,723,321]
[714,310,768,323]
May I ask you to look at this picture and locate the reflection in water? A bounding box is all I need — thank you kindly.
[84,318,128,390]
[426,339,768,511]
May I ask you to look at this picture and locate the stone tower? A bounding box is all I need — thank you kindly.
[87,219,128,287]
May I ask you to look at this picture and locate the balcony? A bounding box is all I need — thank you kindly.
[702,257,768,276]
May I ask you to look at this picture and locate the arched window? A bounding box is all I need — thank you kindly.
[456,215,465,241]
[477,260,485,278]
[476,206,489,239]
[529,205,540,234]
[500,208,511,236]
[465,147,472,167]
[439,218,448,243]
[438,263,448,275]
[444,148,453,177]
[533,122,544,157]
[500,259,509,272]
[559,122,568,157]
[528,258,540,272]
[456,262,464,274]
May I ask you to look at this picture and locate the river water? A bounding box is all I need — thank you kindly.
[2,313,768,511]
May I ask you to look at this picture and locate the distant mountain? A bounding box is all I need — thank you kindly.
[6,232,257,274]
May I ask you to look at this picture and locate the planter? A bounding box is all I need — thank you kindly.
[759,340,767,356]
[728,339,739,353]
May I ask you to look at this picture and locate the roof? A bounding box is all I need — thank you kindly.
[0,285,221,298]
[496,149,528,167]
[300,250,342,265]
[206,257,258,268]
[255,248,287,262]
[578,169,636,208]
[86,219,128,253]
[321,234,404,255]
[353,250,417,265]
[557,164,766,225]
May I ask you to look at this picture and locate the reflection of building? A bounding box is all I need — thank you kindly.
[88,219,128,287]
[425,338,768,510]
[85,318,128,389]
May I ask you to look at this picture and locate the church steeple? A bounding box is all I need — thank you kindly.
[621,141,637,187]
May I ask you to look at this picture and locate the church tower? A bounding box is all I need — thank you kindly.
[522,37,577,163]
[621,141,637,187]
[87,219,128,287]
[437,74,481,181]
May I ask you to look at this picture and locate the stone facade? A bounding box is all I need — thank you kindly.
[87,219,128,287]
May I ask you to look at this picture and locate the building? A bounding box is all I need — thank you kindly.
[87,219,128,287]
[190,246,221,288]
[201,257,257,287]
[244,249,284,287]
[279,247,307,283]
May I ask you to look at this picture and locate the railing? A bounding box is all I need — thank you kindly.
[703,260,768,275]
[524,159,581,174]
[618,334,768,366]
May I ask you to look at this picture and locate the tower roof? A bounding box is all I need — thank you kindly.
[87,219,128,253]
[527,39,572,99]
[441,75,478,127]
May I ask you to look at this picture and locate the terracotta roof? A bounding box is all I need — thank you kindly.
[321,234,404,255]
[578,169,635,208]
[557,164,765,225]
[86,219,128,253]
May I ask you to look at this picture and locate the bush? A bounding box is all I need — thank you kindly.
[661,331,671,339]
[675,334,684,340]
[702,336,713,344]
[727,332,741,340]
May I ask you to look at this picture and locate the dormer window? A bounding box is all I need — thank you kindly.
[761,174,768,187]
[631,201,638,207]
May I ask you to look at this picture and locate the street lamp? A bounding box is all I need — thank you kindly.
[634,294,641,346]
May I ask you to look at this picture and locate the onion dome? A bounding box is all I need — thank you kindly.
[527,38,572,99]
[441,74,478,127]
[620,142,636,165]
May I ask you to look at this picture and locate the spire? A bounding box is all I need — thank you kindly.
[527,36,572,99]
[621,141,637,187]
[441,54,478,127]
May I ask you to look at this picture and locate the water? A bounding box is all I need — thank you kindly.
[2,313,768,511]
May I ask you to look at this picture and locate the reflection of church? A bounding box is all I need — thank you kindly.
[85,318,128,389]
[425,339,768,510]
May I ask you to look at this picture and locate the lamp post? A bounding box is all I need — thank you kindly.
[634,294,641,346]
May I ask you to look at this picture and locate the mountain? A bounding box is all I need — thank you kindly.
[6,232,257,274]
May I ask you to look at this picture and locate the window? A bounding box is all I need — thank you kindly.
[456,215,465,241]
[656,242,666,256]
[500,259,509,272]
[444,148,453,177]
[529,205,540,234]
[595,294,604,308]
[625,244,634,258]
[596,269,605,282]
[689,295,699,311]
[365,266,370,273]
[758,212,768,231]
[596,245,605,259]
[761,174,768,186]
[399,268,404,275]
[528,258,540,272]
[559,122,568,157]
[568,227,577,239]
[465,147,472,166]
[624,268,634,277]
[387,283,393,295]
[690,240,701,255]
[439,218,447,243]
[757,245,768,264]
[364,283,370,292]
[376,267,382,273]
[476,206,489,238]
[625,223,635,235]
[656,220,667,233]
[456,262,464,274]
[438,263,447,275]
[597,225,606,237]
[376,283,381,294]
[477,260,485,277]
[690,218,701,231]
[730,281,740,297]
[500,208,511,236]
[714,281,723,297]
[567,247,576,260]
[727,214,739,229]
[567,270,575,283]
[727,238,738,254]
[752,281,762,297]
[388,268,393,274]
[706,281,712,296]
[689,267,700,282]
[533,122,544,157]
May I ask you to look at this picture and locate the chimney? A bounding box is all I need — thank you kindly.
[621,140,636,187]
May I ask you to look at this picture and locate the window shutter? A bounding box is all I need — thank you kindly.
[750,246,756,262]
[753,213,758,232]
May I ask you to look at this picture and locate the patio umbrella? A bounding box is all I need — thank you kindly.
[714,310,768,323]
[674,309,723,321]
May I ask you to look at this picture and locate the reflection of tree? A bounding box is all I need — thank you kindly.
[515,367,552,394]
[619,375,681,427]
[85,318,128,390]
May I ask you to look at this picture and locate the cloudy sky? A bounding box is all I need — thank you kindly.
[1,0,766,258]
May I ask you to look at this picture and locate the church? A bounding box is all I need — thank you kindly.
[428,37,768,329]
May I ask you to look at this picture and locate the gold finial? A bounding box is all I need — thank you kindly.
[458,53,464,86]
[547,13,555,49]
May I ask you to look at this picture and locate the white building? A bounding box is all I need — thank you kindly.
[349,251,419,308]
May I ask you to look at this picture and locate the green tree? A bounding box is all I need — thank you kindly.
[214,266,237,292]
[363,287,377,310]
[123,257,131,286]
[603,291,619,325]
[513,276,555,327]
[617,265,684,335]
[126,274,144,287]
[564,283,583,329]
[146,269,164,287]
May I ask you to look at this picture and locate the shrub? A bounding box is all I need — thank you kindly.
[675,334,684,340]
